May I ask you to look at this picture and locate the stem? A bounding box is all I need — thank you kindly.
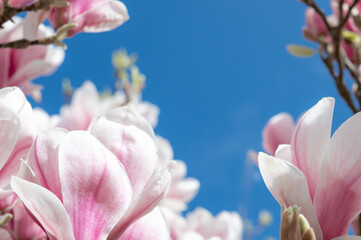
[0,0,53,27]
[0,35,61,49]
[319,46,358,113]
[302,0,361,113]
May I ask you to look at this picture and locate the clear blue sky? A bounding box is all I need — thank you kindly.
[30,0,354,238]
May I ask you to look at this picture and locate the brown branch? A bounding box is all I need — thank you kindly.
[319,45,358,113]
[301,0,361,113]
[0,0,68,27]
[0,35,63,49]
[0,22,76,49]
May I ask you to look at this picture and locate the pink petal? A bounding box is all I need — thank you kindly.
[9,0,34,7]
[332,237,361,240]
[11,176,75,240]
[262,113,294,155]
[57,81,101,130]
[313,111,361,240]
[26,128,68,200]
[258,152,323,240]
[275,144,292,162]
[89,106,158,199]
[135,102,160,128]
[9,46,65,90]
[50,0,129,37]
[23,11,49,41]
[9,203,47,239]
[71,0,129,36]
[0,99,19,170]
[58,131,132,240]
[291,97,334,200]
[0,87,37,181]
[108,165,172,240]
[0,229,13,240]
[119,207,170,240]
[305,8,328,36]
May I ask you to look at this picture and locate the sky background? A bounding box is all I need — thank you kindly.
[30,0,354,239]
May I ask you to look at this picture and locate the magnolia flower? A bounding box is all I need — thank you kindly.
[156,136,200,213]
[0,17,64,99]
[13,128,171,239]
[56,81,159,130]
[259,97,361,240]
[48,0,129,37]
[303,8,328,42]
[247,112,295,165]
[12,130,134,240]
[168,207,242,240]
[0,87,38,212]
[262,112,295,156]
[88,106,172,239]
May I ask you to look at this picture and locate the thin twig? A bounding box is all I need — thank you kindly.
[302,0,361,113]
[0,0,68,27]
[319,45,358,113]
[340,0,361,28]
[0,35,63,49]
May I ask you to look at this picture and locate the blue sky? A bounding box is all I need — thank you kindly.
[31,0,354,238]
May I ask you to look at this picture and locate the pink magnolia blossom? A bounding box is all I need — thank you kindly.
[0,87,38,211]
[56,81,159,130]
[248,112,295,165]
[13,106,171,239]
[88,106,172,239]
[12,130,133,240]
[0,18,64,98]
[167,207,242,240]
[259,97,361,240]
[303,8,328,42]
[48,0,129,37]
[156,136,200,213]
[262,112,294,156]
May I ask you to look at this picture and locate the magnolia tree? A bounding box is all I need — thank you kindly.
[3,0,361,239]
[257,0,361,239]
[0,1,246,240]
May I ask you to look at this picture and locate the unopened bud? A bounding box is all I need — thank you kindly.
[280,204,300,240]
[299,214,316,240]
[56,23,77,41]
[299,214,310,237]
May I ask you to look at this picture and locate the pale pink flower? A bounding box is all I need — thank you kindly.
[120,207,169,240]
[56,81,159,130]
[13,106,171,239]
[262,112,294,156]
[12,130,133,240]
[89,106,172,239]
[156,136,200,213]
[303,8,328,41]
[248,112,295,165]
[259,97,361,240]
[48,0,129,37]
[0,18,64,98]
[0,87,38,211]
[168,207,242,240]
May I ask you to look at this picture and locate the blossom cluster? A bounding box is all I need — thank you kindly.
[0,0,247,238]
